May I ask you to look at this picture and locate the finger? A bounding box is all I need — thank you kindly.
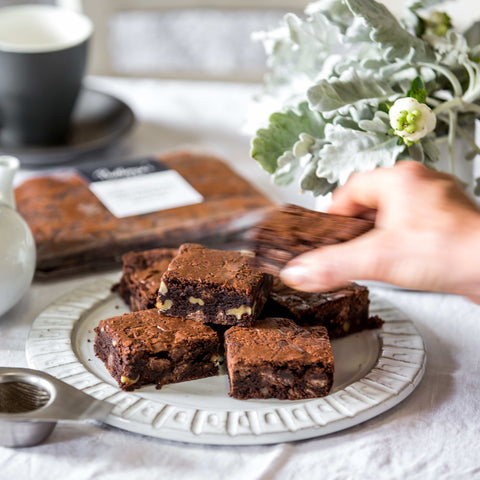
[466,294,480,305]
[279,231,391,291]
[328,169,392,217]
[328,162,431,217]
[280,225,453,293]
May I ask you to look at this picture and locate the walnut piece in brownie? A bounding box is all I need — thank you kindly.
[94,309,221,391]
[225,317,334,400]
[156,243,272,326]
[248,204,374,275]
[118,248,177,311]
[262,279,383,338]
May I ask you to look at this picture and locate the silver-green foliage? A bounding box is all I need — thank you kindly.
[251,0,480,195]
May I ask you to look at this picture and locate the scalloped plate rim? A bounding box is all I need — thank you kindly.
[25,276,426,445]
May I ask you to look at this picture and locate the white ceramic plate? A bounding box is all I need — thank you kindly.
[26,277,426,445]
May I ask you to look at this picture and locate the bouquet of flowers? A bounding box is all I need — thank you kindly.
[250,0,480,196]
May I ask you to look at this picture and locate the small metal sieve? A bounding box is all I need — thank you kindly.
[0,367,112,448]
[0,379,51,413]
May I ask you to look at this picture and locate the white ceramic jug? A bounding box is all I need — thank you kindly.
[0,156,36,317]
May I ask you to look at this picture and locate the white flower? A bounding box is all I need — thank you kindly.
[389,97,436,143]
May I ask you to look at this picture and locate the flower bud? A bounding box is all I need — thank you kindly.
[389,97,436,143]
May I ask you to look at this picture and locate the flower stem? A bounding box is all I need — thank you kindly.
[460,102,480,116]
[433,97,462,115]
[426,96,442,107]
[433,98,480,117]
[456,124,480,157]
[419,62,463,97]
[462,59,480,104]
[447,109,457,174]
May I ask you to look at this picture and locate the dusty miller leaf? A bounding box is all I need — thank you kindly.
[317,115,406,184]
[406,0,447,11]
[464,21,480,50]
[299,158,337,196]
[306,0,354,34]
[272,152,300,186]
[345,0,436,63]
[250,102,327,174]
[421,136,440,166]
[308,68,397,113]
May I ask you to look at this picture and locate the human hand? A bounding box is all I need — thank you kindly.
[280,161,480,303]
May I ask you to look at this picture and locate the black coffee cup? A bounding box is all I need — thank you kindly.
[0,5,93,147]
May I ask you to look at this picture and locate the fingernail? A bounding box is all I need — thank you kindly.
[280,264,311,288]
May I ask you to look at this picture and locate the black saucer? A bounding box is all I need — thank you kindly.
[2,87,135,167]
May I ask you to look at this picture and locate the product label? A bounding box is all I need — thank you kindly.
[77,158,203,218]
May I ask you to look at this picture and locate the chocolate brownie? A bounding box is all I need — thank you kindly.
[248,204,374,275]
[94,309,221,391]
[118,248,177,311]
[156,243,272,326]
[15,151,275,277]
[224,317,334,400]
[262,279,383,338]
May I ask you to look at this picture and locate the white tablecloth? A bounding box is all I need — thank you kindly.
[2,76,480,480]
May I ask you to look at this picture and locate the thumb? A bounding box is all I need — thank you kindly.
[279,230,394,292]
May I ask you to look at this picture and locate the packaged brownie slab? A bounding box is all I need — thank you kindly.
[15,151,275,278]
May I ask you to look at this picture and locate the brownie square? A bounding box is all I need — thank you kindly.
[118,248,177,311]
[94,309,221,391]
[225,318,334,400]
[248,204,373,275]
[156,243,272,326]
[262,279,383,338]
